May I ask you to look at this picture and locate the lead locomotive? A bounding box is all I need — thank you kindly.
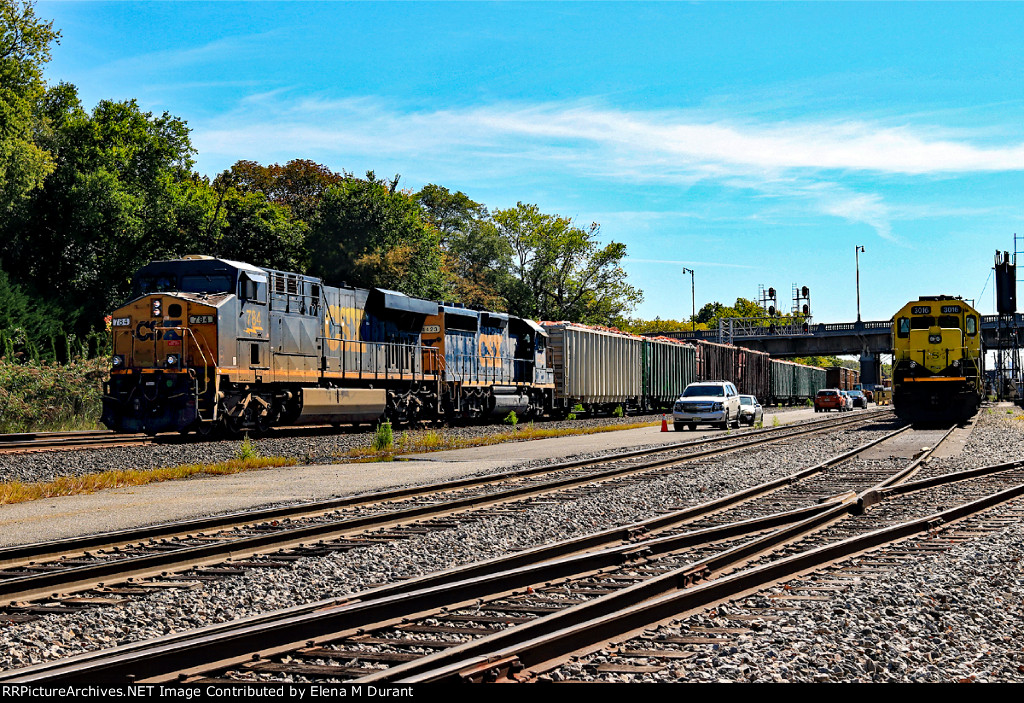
[102,256,553,435]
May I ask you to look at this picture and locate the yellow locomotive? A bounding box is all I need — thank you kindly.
[891,295,983,423]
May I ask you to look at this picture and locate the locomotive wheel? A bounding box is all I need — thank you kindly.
[254,414,272,436]
[223,415,246,439]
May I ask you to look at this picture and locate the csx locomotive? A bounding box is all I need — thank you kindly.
[102,256,826,436]
[102,256,557,435]
[891,295,983,423]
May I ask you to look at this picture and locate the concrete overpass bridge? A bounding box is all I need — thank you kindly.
[655,314,1024,386]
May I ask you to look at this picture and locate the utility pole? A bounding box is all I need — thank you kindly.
[682,267,695,332]
[855,245,865,322]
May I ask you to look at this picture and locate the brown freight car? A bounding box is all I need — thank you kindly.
[693,339,770,401]
[824,365,860,391]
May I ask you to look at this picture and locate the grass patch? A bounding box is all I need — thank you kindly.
[341,420,661,462]
[0,357,107,432]
[372,422,394,451]
[0,454,295,507]
[236,435,260,460]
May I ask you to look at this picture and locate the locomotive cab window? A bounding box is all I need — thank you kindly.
[966,315,978,335]
[137,275,176,294]
[182,275,232,294]
[897,317,910,337]
[910,316,934,330]
[937,316,959,328]
[310,284,321,316]
[239,275,267,304]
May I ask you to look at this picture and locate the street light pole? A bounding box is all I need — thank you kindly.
[682,267,695,332]
[855,245,865,322]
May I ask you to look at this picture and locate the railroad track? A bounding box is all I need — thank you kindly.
[0,410,961,683]
[551,472,1024,682]
[0,430,152,454]
[0,410,889,612]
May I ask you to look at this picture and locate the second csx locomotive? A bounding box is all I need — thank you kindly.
[102,256,827,436]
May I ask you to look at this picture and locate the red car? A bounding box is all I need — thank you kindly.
[814,389,845,412]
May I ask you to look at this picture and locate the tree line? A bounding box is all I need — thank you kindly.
[0,1,642,360]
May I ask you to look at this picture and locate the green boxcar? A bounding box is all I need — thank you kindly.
[770,359,826,405]
[642,338,697,410]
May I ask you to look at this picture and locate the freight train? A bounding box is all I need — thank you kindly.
[891,295,983,424]
[101,256,826,435]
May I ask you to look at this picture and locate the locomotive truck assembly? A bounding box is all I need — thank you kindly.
[101,256,830,436]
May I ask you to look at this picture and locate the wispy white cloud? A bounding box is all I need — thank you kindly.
[201,96,1024,174]
[192,95,1024,241]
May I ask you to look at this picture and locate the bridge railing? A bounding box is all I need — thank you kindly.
[654,318,893,343]
[646,314,1021,351]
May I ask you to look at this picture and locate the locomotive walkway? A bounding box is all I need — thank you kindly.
[0,409,819,547]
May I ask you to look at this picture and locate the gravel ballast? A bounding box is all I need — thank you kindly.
[1,407,1021,682]
[0,414,672,484]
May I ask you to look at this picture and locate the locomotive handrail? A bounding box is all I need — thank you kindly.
[445,352,531,386]
[318,335,442,385]
[180,327,213,397]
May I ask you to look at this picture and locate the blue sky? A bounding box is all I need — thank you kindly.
[39,1,1024,324]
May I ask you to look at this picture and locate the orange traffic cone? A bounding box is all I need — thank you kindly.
[661,414,669,432]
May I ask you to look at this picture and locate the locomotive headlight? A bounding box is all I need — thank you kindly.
[111,354,124,368]
[929,334,941,344]
[953,359,961,367]
[165,354,179,367]
[909,361,917,368]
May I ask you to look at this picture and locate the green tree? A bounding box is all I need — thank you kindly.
[794,355,843,367]
[492,203,641,323]
[695,298,777,328]
[0,0,59,214]
[308,172,448,299]
[415,184,509,309]
[416,184,488,246]
[444,218,513,311]
[211,189,308,273]
[0,266,65,360]
[227,158,345,224]
[3,88,200,331]
[614,316,701,335]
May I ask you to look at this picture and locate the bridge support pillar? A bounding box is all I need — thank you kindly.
[859,352,882,387]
